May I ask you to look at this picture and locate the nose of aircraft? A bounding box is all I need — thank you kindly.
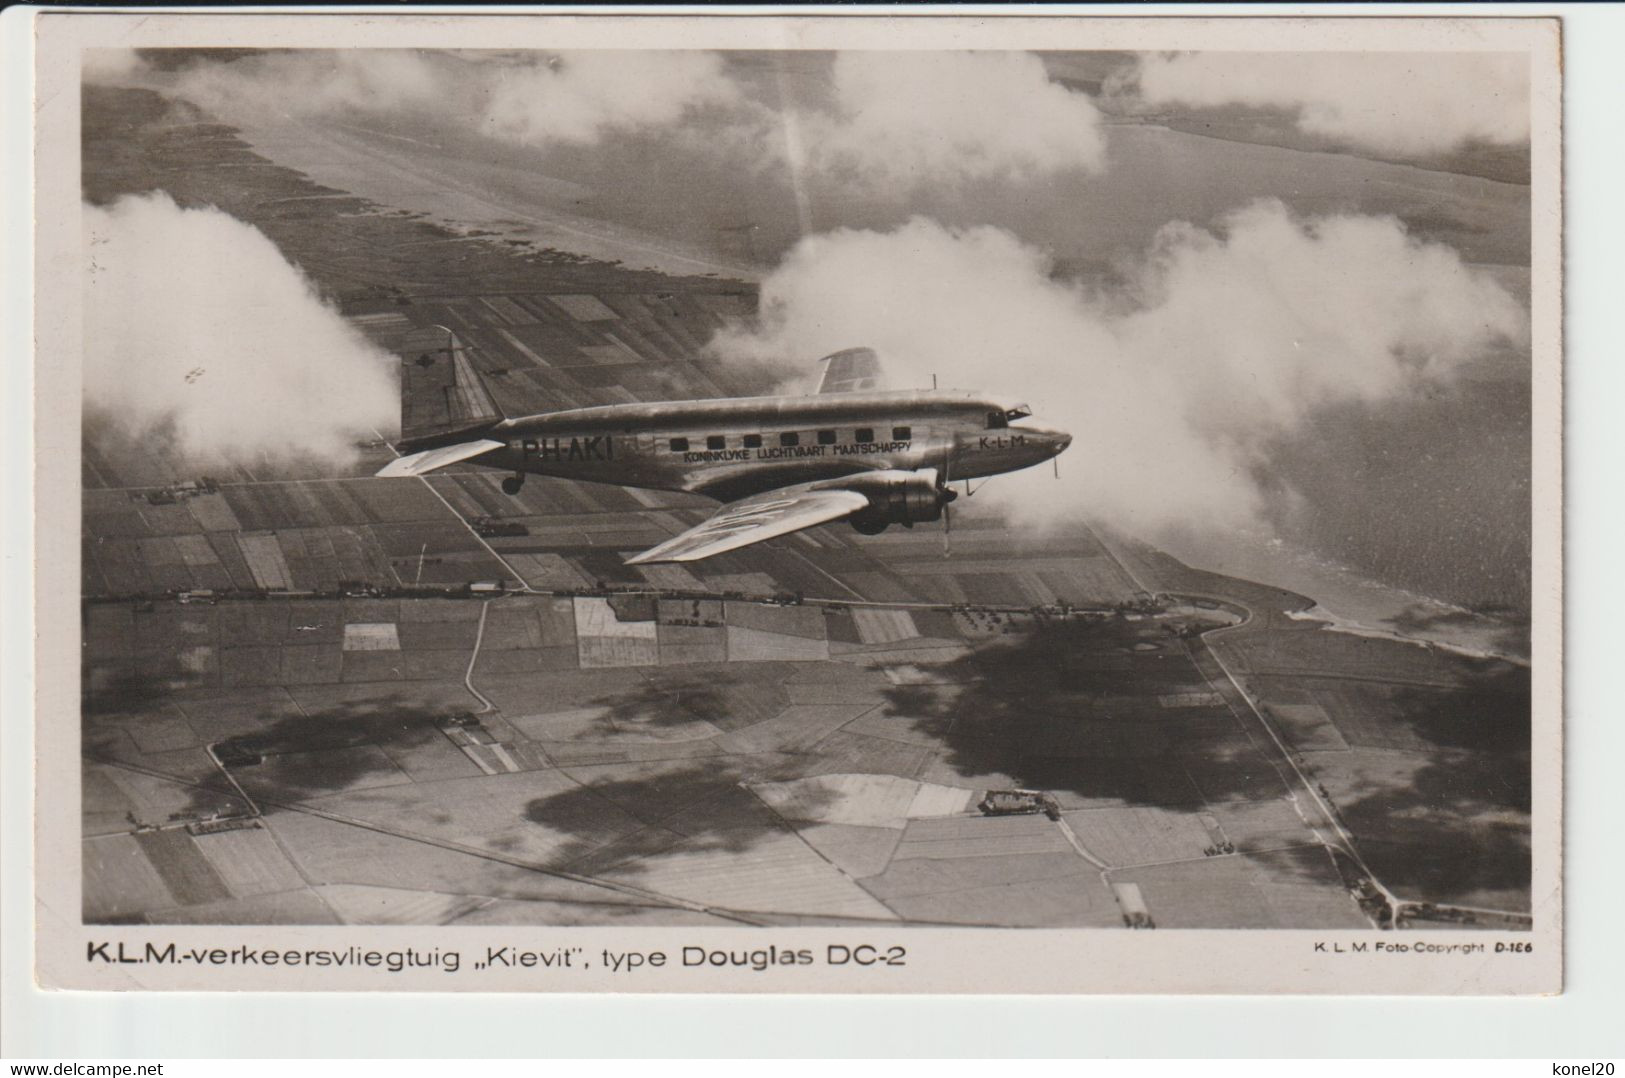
[1016,417,1072,456]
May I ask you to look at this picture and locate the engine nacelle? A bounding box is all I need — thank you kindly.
[839,469,955,534]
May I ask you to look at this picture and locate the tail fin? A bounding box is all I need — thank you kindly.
[401,326,505,448]
[815,347,886,394]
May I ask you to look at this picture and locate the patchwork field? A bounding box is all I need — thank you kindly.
[78,84,1531,931]
[87,529,1523,931]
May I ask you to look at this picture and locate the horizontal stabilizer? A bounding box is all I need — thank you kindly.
[376,439,504,479]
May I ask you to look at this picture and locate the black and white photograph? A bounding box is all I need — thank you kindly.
[28,12,1561,995]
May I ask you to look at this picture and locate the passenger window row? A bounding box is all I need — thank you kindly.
[669,427,911,453]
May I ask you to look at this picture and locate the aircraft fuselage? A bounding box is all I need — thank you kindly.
[418,389,1070,502]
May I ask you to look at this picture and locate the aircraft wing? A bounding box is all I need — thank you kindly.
[815,347,885,394]
[376,438,505,479]
[626,484,869,564]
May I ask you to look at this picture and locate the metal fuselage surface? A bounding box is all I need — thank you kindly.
[437,390,1070,502]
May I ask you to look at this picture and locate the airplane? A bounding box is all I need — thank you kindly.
[377,332,1071,564]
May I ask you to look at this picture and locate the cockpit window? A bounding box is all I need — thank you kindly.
[986,404,1032,429]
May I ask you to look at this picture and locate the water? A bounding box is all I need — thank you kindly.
[1155,522,1530,662]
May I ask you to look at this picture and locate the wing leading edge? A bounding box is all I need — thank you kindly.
[626,484,869,564]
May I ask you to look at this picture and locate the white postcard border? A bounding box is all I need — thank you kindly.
[25,8,1564,1000]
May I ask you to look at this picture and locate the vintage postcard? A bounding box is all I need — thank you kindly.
[30,11,1561,993]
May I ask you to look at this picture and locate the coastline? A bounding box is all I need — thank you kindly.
[1285,604,1530,667]
[1155,530,1530,665]
[232,115,765,284]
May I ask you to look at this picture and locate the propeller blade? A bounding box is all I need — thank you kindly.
[942,498,952,559]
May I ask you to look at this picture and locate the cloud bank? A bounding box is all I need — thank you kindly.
[124,49,1106,191]
[167,50,446,119]
[84,193,397,464]
[109,47,1530,184]
[1125,52,1529,157]
[481,51,744,145]
[711,203,1525,531]
[794,51,1107,187]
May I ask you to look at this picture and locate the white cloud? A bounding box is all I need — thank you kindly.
[1128,52,1529,157]
[797,51,1107,187]
[711,203,1525,532]
[480,51,744,144]
[172,50,445,119]
[157,49,741,145]
[84,193,397,463]
[140,49,1106,192]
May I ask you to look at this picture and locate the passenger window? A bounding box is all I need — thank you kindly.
[670,437,689,452]
[743,434,762,449]
[707,435,726,451]
[987,411,1008,429]
[893,426,912,441]
[855,428,874,444]
[817,429,837,445]
[780,432,800,447]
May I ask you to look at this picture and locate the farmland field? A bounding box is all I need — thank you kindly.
[78,82,1531,931]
